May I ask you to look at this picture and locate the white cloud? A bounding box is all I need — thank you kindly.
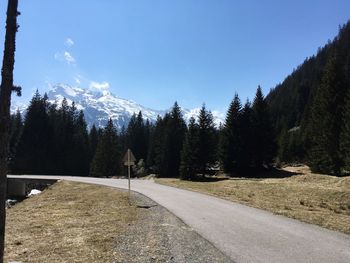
[89,81,110,91]
[54,51,76,65]
[65,38,74,47]
[64,51,76,65]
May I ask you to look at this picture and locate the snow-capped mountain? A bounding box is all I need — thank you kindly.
[47,84,166,128]
[11,84,224,128]
[183,107,225,127]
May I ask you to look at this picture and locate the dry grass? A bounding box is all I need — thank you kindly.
[156,166,350,234]
[5,181,139,263]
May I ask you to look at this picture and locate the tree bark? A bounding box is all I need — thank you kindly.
[0,0,20,262]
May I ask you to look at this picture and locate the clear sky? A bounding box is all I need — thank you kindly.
[1,0,350,112]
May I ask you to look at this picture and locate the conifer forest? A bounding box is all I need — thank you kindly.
[8,21,350,178]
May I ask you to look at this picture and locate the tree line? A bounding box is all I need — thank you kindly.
[9,86,275,179]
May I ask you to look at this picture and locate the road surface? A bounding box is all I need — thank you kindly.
[8,175,350,263]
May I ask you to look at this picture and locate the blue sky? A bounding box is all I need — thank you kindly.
[1,0,350,112]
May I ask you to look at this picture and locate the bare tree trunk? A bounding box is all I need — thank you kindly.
[0,0,20,262]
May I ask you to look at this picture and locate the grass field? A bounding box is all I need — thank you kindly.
[5,181,139,263]
[156,166,350,234]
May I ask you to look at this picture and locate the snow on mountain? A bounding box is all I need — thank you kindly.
[11,84,225,129]
[182,108,225,127]
[47,84,165,129]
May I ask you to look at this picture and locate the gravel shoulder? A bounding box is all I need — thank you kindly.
[116,191,232,263]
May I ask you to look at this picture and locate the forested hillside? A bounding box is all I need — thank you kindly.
[266,21,350,175]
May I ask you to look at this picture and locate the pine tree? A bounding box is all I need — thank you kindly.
[12,91,53,174]
[70,110,90,175]
[277,128,290,163]
[239,100,254,170]
[340,88,350,170]
[251,86,275,169]
[90,119,121,177]
[89,124,99,163]
[126,111,147,160]
[308,52,346,175]
[148,103,186,177]
[220,94,242,174]
[180,117,199,180]
[9,110,22,169]
[160,102,187,177]
[197,105,217,176]
[146,116,164,172]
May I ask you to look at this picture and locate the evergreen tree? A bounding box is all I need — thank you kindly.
[308,52,346,175]
[9,110,22,169]
[277,127,290,163]
[70,110,90,175]
[220,94,243,174]
[12,91,53,174]
[146,115,164,171]
[180,117,199,180]
[90,119,121,177]
[239,100,254,170]
[144,119,151,164]
[251,87,275,169]
[148,103,186,177]
[340,88,350,170]
[126,111,147,160]
[160,102,187,177]
[89,124,99,163]
[197,105,217,176]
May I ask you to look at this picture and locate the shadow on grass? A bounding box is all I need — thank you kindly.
[182,168,300,181]
[252,168,299,179]
[185,176,230,182]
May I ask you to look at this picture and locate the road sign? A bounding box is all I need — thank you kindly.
[122,149,136,200]
[123,149,136,166]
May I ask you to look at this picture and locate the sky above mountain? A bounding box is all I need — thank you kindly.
[1,0,350,113]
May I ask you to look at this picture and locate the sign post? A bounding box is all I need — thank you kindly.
[122,149,136,200]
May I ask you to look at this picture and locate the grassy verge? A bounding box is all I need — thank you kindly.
[5,181,139,263]
[156,166,350,234]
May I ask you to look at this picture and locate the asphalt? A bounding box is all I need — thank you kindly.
[8,175,350,263]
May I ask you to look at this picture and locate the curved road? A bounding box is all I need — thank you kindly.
[9,175,350,263]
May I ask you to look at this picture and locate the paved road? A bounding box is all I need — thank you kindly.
[9,175,350,263]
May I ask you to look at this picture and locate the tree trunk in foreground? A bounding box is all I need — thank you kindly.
[0,0,20,262]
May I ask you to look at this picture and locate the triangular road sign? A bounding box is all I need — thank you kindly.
[123,149,136,166]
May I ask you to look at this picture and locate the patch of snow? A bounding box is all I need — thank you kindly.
[6,199,18,208]
[27,189,42,197]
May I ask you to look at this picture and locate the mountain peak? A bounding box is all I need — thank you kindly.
[46,84,166,128]
[13,84,224,129]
